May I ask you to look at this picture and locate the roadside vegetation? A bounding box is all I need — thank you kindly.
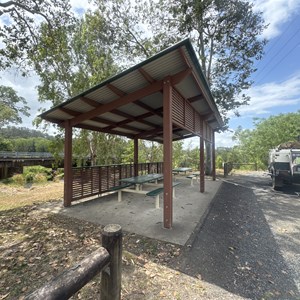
[216,111,300,170]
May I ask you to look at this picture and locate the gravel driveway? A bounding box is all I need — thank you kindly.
[172,171,300,300]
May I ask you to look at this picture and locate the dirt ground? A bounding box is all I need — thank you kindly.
[0,181,237,300]
[2,172,298,299]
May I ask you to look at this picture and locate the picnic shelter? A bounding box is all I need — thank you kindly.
[40,38,224,229]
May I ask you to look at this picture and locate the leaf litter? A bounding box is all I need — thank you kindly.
[0,182,211,300]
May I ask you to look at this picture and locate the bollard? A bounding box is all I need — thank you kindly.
[101,224,122,300]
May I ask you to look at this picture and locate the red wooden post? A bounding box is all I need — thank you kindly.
[163,77,173,229]
[200,136,205,193]
[134,138,138,177]
[64,120,73,207]
[212,130,216,181]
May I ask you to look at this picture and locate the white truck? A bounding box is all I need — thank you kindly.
[268,141,300,190]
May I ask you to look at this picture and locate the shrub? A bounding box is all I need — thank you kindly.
[23,165,53,181]
[33,173,47,184]
[11,174,25,185]
[53,168,64,181]
[25,172,35,183]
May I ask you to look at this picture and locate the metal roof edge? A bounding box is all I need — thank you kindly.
[40,39,192,119]
[184,42,224,128]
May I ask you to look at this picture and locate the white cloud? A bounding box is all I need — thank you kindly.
[215,130,237,148]
[232,73,300,118]
[253,0,300,39]
[69,0,96,15]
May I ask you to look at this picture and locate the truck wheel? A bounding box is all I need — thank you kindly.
[272,175,282,190]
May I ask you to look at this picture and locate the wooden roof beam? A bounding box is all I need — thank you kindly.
[134,100,164,118]
[77,124,135,139]
[135,127,163,139]
[104,111,160,131]
[60,105,142,132]
[82,96,161,130]
[107,83,126,97]
[138,67,155,83]
[70,80,163,126]
[70,68,191,127]
[107,83,165,122]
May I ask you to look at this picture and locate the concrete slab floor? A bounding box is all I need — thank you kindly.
[40,177,222,246]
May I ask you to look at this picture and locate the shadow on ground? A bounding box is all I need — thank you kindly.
[171,176,300,300]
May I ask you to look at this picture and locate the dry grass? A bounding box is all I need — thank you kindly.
[0,181,63,211]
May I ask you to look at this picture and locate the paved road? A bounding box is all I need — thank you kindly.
[173,172,300,300]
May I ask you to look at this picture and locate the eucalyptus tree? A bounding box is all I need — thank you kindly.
[92,0,267,124]
[154,0,267,122]
[0,85,29,127]
[73,129,129,166]
[0,0,74,73]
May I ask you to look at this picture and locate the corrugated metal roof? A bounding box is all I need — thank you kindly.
[40,39,223,142]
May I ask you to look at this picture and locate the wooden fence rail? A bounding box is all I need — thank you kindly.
[25,224,122,300]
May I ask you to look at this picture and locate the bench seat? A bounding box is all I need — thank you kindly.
[146,187,164,197]
[146,182,181,208]
[186,175,199,186]
[108,183,133,202]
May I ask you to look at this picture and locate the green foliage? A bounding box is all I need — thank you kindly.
[229,111,300,168]
[216,155,223,169]
[0,126,53,139]
[33,9,118,112]
[0,85,30,127]
[23,166,53,182]
[149,0,267,123]
[137,141,163,163]
[47,135,64,168]
[0,137,13,151]
[172,141,185,168]
[9,137,51,152]
[72,130,130,166]
[92,0,267,124]
[0,0,74,72]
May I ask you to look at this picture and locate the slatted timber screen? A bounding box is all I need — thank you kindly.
[172,89,185,125]
[72,162,163,202]
[172,88,212,140]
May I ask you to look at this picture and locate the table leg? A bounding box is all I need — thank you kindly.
[118,190,122,202]
[155,195,160,209]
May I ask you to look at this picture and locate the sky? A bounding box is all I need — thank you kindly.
[1,0,300,148]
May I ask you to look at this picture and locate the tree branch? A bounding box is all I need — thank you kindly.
[0,1,52,26]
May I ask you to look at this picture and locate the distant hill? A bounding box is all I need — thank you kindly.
[0,126,54,139]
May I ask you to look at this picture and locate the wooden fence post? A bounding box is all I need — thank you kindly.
[101,224,122,300]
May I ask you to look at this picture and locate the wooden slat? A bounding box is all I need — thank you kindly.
[71,162,163,202]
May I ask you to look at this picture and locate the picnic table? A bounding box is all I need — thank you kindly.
[113,173,179,208]
[172,167,192,175]
[119,173,163,191]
